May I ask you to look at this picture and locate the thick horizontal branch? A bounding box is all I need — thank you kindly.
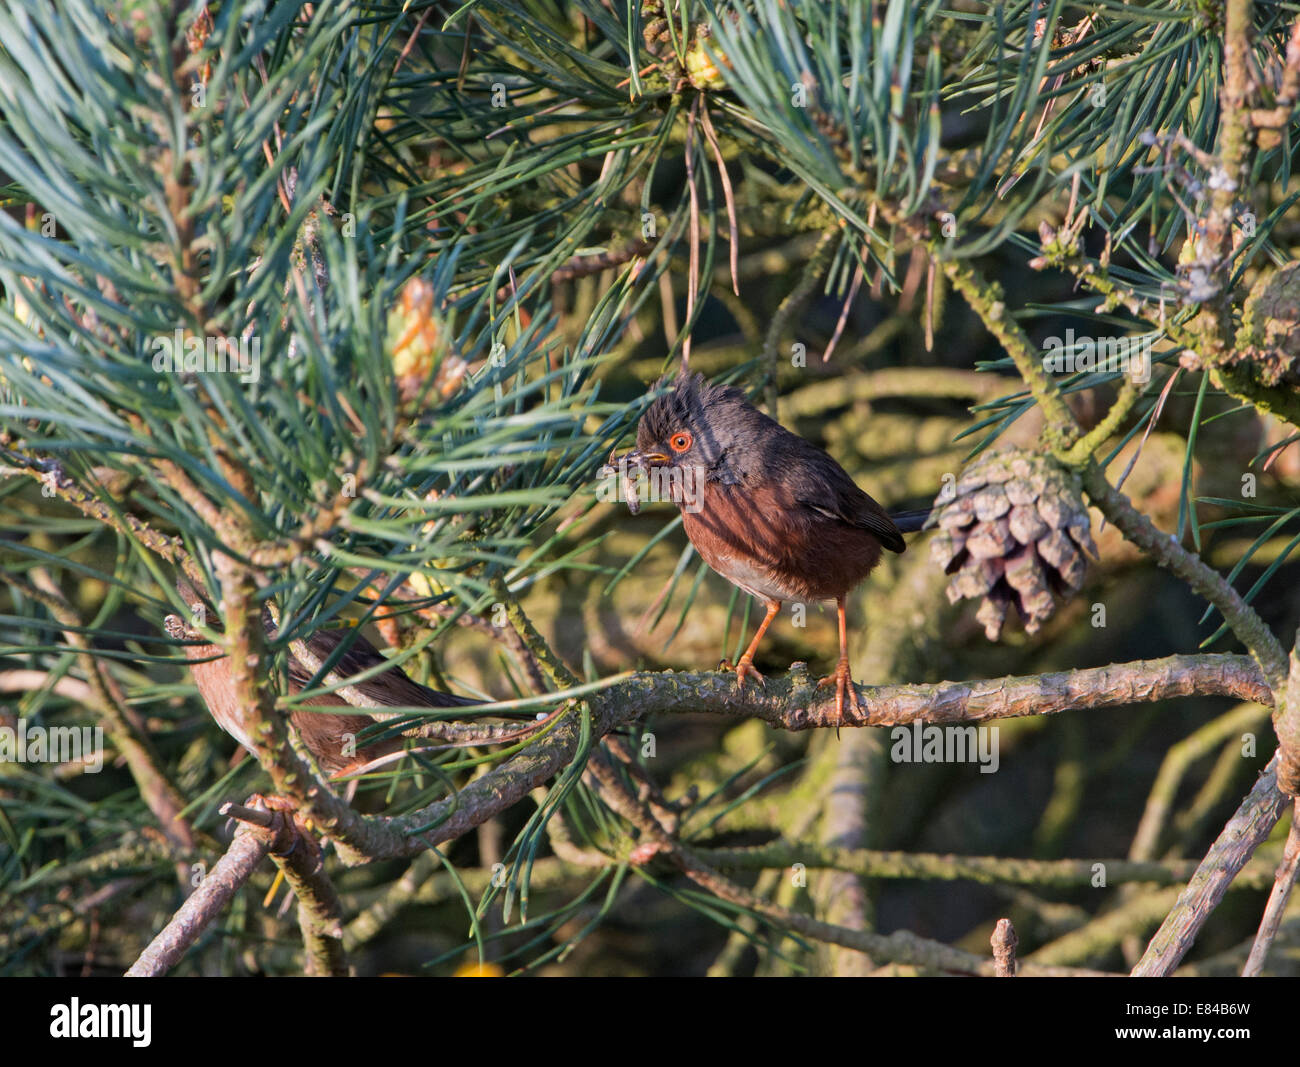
[311,653,1271,864]
[595,653,1271,731]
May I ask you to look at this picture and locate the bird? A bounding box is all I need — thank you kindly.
[625,372,919,724]
[165,580,478,779]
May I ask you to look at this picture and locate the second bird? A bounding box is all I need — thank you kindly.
[627,373,907,723]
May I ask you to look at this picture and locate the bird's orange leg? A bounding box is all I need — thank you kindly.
[733,599,781,690]
[817,596,863,724]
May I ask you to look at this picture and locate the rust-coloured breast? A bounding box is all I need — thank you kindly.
[681,479,885,602]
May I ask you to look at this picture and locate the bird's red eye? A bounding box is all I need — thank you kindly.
[670,432,692,453]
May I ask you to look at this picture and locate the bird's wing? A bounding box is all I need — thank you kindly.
[789,446,906,554]
[289,626,479,709]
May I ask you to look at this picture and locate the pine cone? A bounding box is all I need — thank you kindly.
[926,450,1097,640]
[385,277,465,406]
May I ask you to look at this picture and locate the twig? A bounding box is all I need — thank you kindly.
[273,830,348,977]
[1031,885,1183,967]
[0,670,92,705]
[1171,737,1257,853]
[494,239,655,301]
[224,798,347,975]
[1083,464,1290,688]
[761,228,838,417]
[682,97,701,367]
[393,5,432,75]
[1177,916,1300,975]
[342,851,439,951]
[781,366,1010,416]
[1241,800,1300,976]
[15,570,194,851]
[698,103,740,296]
[1275,633,1300,796]
[1061,375,1144,468]
[0,455,203,587]
[492,575,578,689]
[821,262,864,365]
[700,841,1277,891]
[1202,0,1254,277]
[125,827,270,977]
[1132,755,1289,975]
[991,918,1018,976]
[940,256,1081,452]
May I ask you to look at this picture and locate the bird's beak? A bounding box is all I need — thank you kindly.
[624,449,669,468]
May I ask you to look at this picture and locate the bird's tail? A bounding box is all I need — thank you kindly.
[888,507,932,534]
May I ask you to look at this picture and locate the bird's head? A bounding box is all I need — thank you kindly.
[627,372,755,478]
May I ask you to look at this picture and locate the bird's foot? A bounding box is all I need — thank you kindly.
[223,795,318,856]
[241,792,298,814]
[723,654,766,691]
[817,658,863,728]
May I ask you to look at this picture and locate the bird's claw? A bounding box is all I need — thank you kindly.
[817,659,862,727]
[244,792,298,813]
[733,655,766,691]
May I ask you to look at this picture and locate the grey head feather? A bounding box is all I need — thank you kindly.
[636,372,772,484]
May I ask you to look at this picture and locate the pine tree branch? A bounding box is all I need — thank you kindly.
[699,842,1278,891]
[1081,464,1289,688]
[594,653,1270,731]
[1275,632,1300,796]
[125,826,271,977]
[1242,800,1300,975]
[265,818,349,978]
[0,456,203,588]
[186,650,1271,866]
[940,255,1081,452]
[10,569,195,851]
[1132,754,1289,976]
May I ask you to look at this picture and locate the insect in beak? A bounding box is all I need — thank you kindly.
[601,447,654,515]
